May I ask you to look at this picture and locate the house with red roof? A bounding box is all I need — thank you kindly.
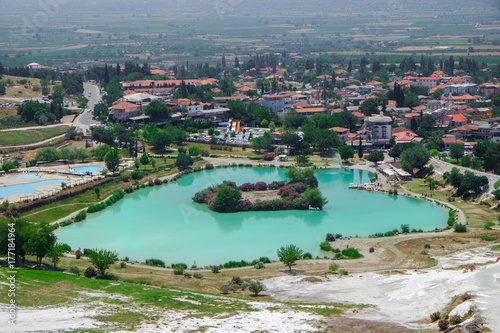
[329,127,350,142]
[25,62,48,71]
[295,107,328,118]
[442,137,464,150]
[441,113,467,127]
[109,102,142,121]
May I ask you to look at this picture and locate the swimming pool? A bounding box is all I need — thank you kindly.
[72,165,105,174]
[8,173,44,180]
[0,179,67,198]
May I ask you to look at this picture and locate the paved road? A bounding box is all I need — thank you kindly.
[72,82,101,134]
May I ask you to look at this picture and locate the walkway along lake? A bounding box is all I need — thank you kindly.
[56,167,448,266]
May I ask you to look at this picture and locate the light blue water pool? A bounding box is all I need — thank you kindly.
[0,179,66,198]
[8,173,44,180]
[72,165,105,174]
[56,168,448,266]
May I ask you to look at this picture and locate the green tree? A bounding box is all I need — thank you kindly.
[315,129,339,155]
[92,144,111,161]
[176,153,193,170]
[212,186,242,213]
[283,109,306,128]
[277,244,304,271]
[483,142,500,174]
[360,98,379,116]
[358,138,363,159]
[248,281,265,296]
[401,143,430,174]
[285,167,318,188]
[104,149,120,173]
[143,100,171,121]
[337,145,354,161]
[366,150,384,163]
[188,145,203,156]
[47,243,66,269]
[302,188,328,209]
[74,148,90,163]
[93,103,109,119]
[36,147,60,162]
[150,130,171,152]
[25,225,56,266]
[140,152,150,166]
[88,249,119,277]
[449,143,464,161]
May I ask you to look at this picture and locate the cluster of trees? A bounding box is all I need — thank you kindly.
[0,220,64,267]
[444,168,489,197]
[142,124,187,152]
[35,147,90,163]
[17,97,65,125]
[227,100,278,126]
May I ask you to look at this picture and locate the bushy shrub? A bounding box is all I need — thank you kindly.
[328,263,339,273]
[205,163,214,170]
[75,249,82,259]
[288,182,307,193]
[145,258,166,268]
[254,262,265,269]
[74,210,87,222]
[69,266,80,276]
[339,269,349,275]
[449,315,462,325]
[263,153,274,161]
[481,235,497,241]
[122,174,130,182]
[154,178,162,185]
[83,248,96,256]
[173,264,185,275]
[320,241,332,251]
[454,223,467,233]
[325,233,335,241]
[254,182,267,191]
[240,182,255,191]
[84,267,97,278]
[302,252,312,259]
[202,150,210,157]
[212,266,220,273]
[268,181,285,190]
[60,243,72,252]
[148,179,154,187]
[124,186,134,194]
[341,248,363,259]
[193,273,203,279]
[461,293,472,301]
[438,319,449,331]
[424,244,431,249]
[430,312,441,322]
[369,247,375,253]
[171,263,187,269]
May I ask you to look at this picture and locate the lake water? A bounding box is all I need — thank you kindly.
[56,168,448,266]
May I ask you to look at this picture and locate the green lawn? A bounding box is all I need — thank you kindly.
[0,127,68,146]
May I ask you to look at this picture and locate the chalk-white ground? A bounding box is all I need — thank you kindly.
[265,245,500,331]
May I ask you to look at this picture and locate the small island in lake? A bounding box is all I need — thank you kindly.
[192,168,328,213]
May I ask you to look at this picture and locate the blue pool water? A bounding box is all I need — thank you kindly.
[57,168,448,266]
[72,165,105,174]
[8,174,44,180]
[0,179,66,198]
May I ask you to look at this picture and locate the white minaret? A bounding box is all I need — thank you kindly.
[447,93,453,110]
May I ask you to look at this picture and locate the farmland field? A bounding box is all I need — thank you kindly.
[0,0,499,68]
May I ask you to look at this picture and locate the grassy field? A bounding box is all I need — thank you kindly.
[0,126,68,146]
[403,178,499,229]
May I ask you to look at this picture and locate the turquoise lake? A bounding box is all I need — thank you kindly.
[56,168,448,266]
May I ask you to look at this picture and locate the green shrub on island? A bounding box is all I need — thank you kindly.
[320,241,332,251]
[302,252,313,259]
[145,258,166,267]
